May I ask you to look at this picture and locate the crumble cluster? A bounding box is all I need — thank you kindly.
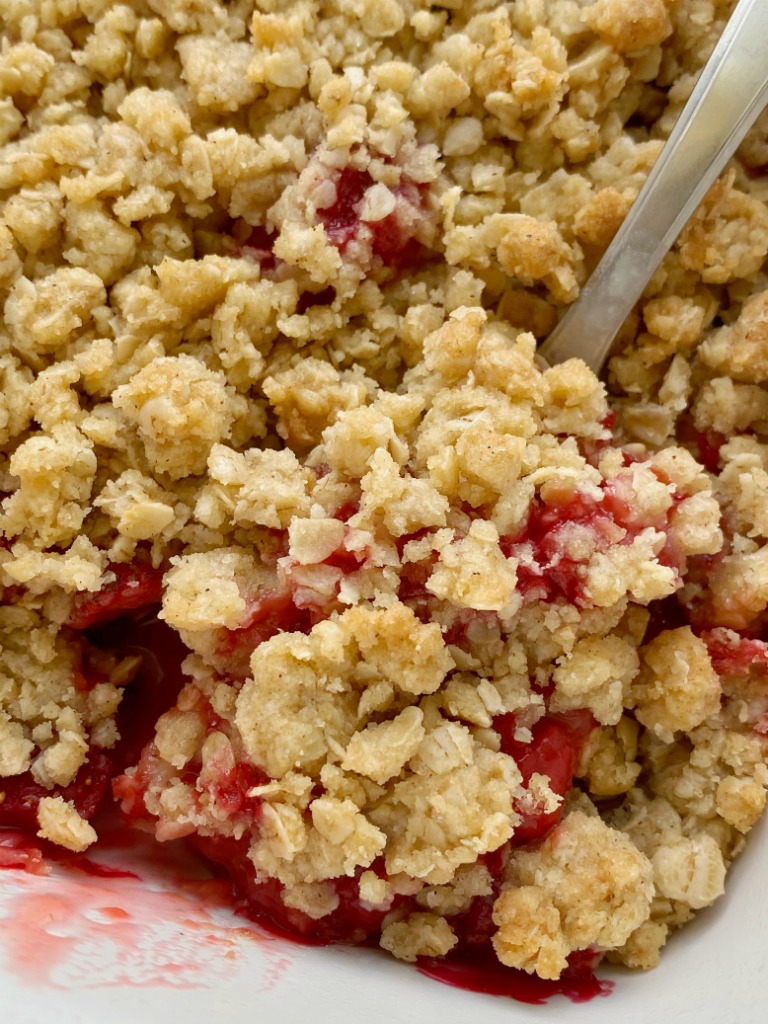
[2,0,768,983]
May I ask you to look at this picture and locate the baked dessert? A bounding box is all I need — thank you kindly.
[1,0,768,989]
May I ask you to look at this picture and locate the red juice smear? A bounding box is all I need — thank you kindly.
[60,858,139,880]
[0,872,268,990]
[0,825,140,880]
[417,948,612,1004]
[0,815,294,992]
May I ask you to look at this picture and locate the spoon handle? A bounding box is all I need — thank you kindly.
[539,0,768,372]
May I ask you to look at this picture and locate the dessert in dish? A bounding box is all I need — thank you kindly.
[2,0,768,993]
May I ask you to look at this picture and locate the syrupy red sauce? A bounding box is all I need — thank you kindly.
[191,836,400,948]
[499,466,690,608]
[0,811,289,993]
[0,829,48,875]
[190,834,612,1003]
[500,490,626,607]
[316,166,374,250]
[63,857,140,880]
[417,948,612,1004]
[201,760,270,821]
[192,832,611,1004]
[0,826,139,880]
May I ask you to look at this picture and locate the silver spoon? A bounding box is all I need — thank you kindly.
[538,0,768,372]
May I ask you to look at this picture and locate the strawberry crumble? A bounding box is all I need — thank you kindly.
[2,0,768,999]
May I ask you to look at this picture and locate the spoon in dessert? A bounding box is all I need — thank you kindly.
[538,0,768,372]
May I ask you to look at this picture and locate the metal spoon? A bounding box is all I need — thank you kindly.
[538,0,768,372]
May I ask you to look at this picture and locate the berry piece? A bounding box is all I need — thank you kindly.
[0,749,114,830]
[495,710,596,844]
[68,562,164,631]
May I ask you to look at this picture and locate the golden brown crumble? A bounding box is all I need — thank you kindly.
[1,0,768,992]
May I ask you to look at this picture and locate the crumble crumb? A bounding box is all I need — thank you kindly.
[36,796,98,853]
[494,812,654,977]
[632,628,721,742]
[380,913,458,962]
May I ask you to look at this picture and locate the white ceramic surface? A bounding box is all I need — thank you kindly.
[1,809,766,1024]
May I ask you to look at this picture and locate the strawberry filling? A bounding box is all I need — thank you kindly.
[0,749,114,830]
[238,225,279,271]
[0,830,48,875]
[417,947,610,1004]
[500,470,684,607]
[702,628,768,676]
[495,710,597,844]
[676,415,727,474]
[68,561,164,631]
[501,493,620,606]
[0,469,712,999]
[212,588,312,681]
[317,165,427,264]
[194,835,401,946]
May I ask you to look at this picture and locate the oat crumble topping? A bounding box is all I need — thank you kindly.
[1,0,768,992]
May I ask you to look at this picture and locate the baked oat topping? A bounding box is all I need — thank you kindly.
[1,0,768,997]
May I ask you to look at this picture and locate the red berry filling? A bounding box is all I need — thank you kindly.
[417,946,611,1004]
[68,561,164,631]
[212,588,312,681]
[115,682,270,830]
[499,470,685,607]
[238,225,278,272]
[17,465,701,1000]
[702,628,768,676]
[0,749,114,830]
[676,415,727,474]
[201,761,269,820]
[194,835,400,946]
[285,527,371,617]
[317,165,427,264]
[495,710,597,844]
[501,493,616,606]
[111,744,160,823]
[0,831,48,875]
